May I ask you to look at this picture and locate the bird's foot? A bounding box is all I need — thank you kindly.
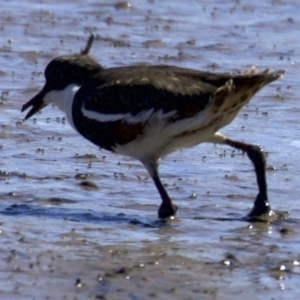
[246,194,289,222]
[247,193,271,219]
[158,203,178,219]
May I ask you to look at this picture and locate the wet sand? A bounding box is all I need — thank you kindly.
[1,0,300,299]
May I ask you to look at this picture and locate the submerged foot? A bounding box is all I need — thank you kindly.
[158,203,178,219]
[248,194,271,219]
[246,194,289,222]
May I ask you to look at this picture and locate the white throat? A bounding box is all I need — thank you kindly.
[44,84,81,130]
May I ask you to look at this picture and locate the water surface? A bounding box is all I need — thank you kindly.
[1,0,300,299]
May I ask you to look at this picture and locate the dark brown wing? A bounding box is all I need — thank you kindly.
[74,65,283,119]
[74,65,218,120]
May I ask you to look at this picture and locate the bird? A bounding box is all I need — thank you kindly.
[22,34,284,220]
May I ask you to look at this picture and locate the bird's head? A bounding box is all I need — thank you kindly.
[22,34,102,120]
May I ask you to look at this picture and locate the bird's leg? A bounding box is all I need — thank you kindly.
[225,138,271,218]
[152,175,178,219]
[143,159,178,219]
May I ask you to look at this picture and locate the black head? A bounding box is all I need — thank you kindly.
[22,34,102,120]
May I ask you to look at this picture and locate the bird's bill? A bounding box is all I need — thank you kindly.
[22,88,48,120]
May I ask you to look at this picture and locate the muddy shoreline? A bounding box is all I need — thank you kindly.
[0,0,299,299]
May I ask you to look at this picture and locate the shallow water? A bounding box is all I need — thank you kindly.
[1,0,300,299]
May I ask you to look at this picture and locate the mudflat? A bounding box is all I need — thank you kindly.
[0,0,299,299]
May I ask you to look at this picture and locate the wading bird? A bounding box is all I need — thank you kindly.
[22,35,284,220]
